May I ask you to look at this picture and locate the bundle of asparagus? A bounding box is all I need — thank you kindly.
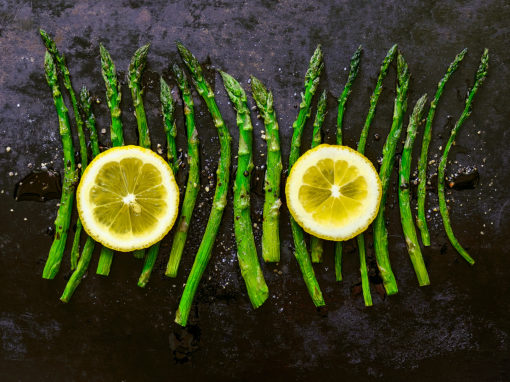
[38,30,489,323]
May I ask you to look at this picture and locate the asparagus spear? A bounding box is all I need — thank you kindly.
[335,45,362,281]
[438,49,488,264]
[221,70,269,308]
[399,93,430,286]
[96,44,126,275]
[161,78,179,174]
[40,30,88,271]
[357,44,397,153]
[353,45,397,305]
[309,90,327,263]
[100,44,124,147]
[357,231,372,306]
[175,42,232,327]
[129,43,151,149]
[96,248,114,275]
[165,65,200,277]
[128,44,152,273]
[61,87,101,302]
[138,244,159,287]
[251,76,282,263]
[416,48,467,246]
[42,51,77,279]
[373,52,410,296]
[137,77,178,288]
[288,45,325,308]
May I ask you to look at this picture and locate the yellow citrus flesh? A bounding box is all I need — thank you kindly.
[286,144,382,241]
[77,146,179,252]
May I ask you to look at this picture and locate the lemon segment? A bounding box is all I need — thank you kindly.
[286,144,381,241]
[77,146,179,252]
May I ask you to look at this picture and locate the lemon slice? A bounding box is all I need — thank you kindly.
[77,145,179,252]
[286,144,382,241]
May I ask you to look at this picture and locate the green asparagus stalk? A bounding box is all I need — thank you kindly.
[416,48,467,246]
[399,94,430,286]
[335,45,362,281]
[161,78,179,174]
[138,244,159,287]
[309,90,327,263]
[373,52,410,296]
[100,44,124,147]
[251,76,282,263]
[357,44,397,153]
[40,30,88,271]
[81,87,101,157]
[438,49,488,264]
[221,70,269,307]
[129,43,155,277]
[96,247,114,276]
[288,45,325,307]
[61,87,101,302]
[129,43,151,149]
[175,42,232,326]
[165,65,200,277]
[137,77,178,288]
[96,44,126,275]
[357,233,372,306]
[353,45,397,304]
[42,51,77,279]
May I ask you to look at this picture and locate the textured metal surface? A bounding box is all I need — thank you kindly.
[1,0,509,380]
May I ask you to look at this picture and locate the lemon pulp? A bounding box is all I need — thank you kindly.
[77,146,179,252]
[286,144,381,241]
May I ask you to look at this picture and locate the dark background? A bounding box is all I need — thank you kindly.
[1,0,509,381]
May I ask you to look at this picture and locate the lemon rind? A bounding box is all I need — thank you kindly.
[77,145,179,252]
[285,144,382,241]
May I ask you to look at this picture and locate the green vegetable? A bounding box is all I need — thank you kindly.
[175,42,232,327]
[161,78,179,174]
[40,30,88,271]
[165,65,201,278]
[357,44,397,153]
[309,90,327,263]
[129,43,151,149]
[137,77,178,288]
[221,70,268,308]
[354,45,397,304]
[251,76,282,263]
[335,45,362,281]
[61,87,100,302]
[438,49,488,264]
[96,44,127,275]
[373,52,410,296]
[398,93,430,286]
[129,43,158,281]
[100,44,124,147]
[416,48,467,246]
[288,45,325,308]
[357,233,372,306]
[41,51,77,279]
[96,248,114,276]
